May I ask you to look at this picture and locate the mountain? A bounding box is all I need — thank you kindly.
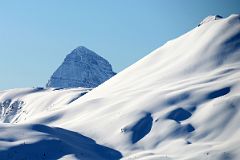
[0,14,240,160]
[46,46,116,88]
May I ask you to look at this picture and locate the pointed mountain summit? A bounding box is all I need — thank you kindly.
[46,46,116,88]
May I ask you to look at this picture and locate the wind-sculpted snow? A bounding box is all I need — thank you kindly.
[46,46,116,88]
[0,87,91,123]
[1,14,240,160]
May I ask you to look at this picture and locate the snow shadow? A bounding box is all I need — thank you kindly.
[206,86,231,100]
[186,86,231,109]
[0,124,122,160]
[53,87,64,91]
[38,114,63,124]
[166,107,192,122]
[164,93,190,106]
[171,124,195,137]
[33,87,45,92]
[129,113,153,144]
[68,92,88,104]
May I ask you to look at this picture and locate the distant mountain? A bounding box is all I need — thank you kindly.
[46,46,116,88]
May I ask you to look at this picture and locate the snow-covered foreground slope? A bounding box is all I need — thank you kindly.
[1,14,240,160]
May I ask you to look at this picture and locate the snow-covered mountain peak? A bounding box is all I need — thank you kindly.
[198,15,223,26]
[46,46,116,88]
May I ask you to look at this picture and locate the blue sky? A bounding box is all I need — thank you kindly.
[0,0,239,89]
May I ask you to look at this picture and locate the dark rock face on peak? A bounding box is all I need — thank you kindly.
[46,46,116,88]
[198,15,223,26]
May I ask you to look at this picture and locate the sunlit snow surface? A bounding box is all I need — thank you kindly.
[0,14,240,160]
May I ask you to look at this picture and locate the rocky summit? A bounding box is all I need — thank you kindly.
[46,46,116,88]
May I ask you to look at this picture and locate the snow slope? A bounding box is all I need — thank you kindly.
[46,46,116,88]
[0,87,90,123]
[0,14,240,160]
